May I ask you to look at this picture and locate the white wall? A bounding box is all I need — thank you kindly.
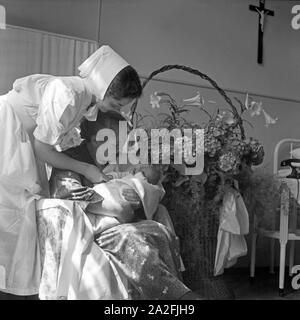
[99,0,300,102]
[0,0,100,40]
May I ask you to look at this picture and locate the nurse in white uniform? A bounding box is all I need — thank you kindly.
[0,45,142,296]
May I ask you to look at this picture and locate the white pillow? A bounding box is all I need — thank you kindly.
[291,147,300,159]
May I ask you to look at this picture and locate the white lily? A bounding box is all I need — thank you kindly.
[248,101,263,117]
[244,93,277,126]
[150,92,162,109]
[262,109,278,127]
[183,91,205,107]
[245,94,263,117]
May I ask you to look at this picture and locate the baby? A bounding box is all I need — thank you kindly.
[86,164,165,233]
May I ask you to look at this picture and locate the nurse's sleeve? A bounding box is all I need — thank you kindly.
[33,78,75,146]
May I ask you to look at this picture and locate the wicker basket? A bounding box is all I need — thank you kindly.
[131,65,238,299]
[163,185,235,300]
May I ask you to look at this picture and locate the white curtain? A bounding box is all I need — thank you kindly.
[0,25,98,94]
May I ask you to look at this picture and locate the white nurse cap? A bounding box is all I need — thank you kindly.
[78,45,129,100]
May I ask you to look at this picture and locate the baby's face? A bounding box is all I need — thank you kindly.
[139,165,162,185]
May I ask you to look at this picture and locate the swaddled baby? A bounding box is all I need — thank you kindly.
[86,164,165,233]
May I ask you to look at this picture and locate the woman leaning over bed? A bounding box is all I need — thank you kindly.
[0,45,142,296]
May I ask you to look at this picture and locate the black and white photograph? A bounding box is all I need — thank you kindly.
[0,0,299,304]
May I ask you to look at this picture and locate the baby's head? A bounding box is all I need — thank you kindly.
[133,164,162,185]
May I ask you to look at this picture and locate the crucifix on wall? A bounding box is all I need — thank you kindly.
[249,0,274,64]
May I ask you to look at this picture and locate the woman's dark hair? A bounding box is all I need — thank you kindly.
[104,65,142,100]
[80,110,126,142]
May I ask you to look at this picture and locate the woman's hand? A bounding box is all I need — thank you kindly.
[34,139,112,185]
[122,188,141,210]
[84,164,112,184]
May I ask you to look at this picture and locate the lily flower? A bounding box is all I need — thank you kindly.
[262,109,278,127]
[150,92,162,109]
[245,94,263,117]
[183,91,205,107]
[248,101,263,117]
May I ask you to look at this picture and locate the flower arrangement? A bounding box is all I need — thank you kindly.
[128,64,278,226]
[134,89,276,205]
[129,65,278,296]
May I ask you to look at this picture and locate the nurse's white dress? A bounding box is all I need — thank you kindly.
[0,74,97,295]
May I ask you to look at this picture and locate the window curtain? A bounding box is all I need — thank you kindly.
[0,25,98,94]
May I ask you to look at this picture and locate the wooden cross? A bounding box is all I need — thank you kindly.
[249,0,274,64]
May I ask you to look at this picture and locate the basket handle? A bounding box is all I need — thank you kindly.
[131,64,245,138]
